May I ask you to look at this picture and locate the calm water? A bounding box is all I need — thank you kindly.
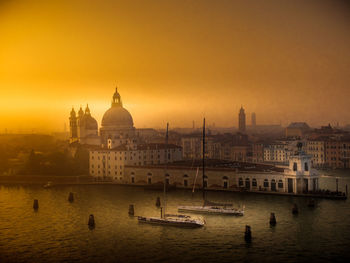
[0,171,350,263]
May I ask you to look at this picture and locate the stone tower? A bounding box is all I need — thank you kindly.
[238,106,246,133]
[69,107,78,143]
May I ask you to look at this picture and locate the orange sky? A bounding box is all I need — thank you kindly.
[0,0,349,132]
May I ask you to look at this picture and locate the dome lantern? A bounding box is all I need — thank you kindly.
[112,87,123,107]
[85,104,91,115]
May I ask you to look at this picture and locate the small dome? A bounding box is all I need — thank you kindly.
[101,106,134,128]
[80,115,98,130]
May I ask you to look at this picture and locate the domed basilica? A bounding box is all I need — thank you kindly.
[69,87,136,147]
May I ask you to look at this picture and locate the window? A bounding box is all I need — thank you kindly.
[304,162,309,171]
[278,180,283,188]
[184,179,188,187]
[239,178,243,186]
[131,177,135,183]
[252,178,257,187]
[293,162,297,171]
[264,179,269,188]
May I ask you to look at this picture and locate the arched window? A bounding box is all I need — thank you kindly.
[147,172,152,184]
[278,180,283,188]
[304,162,309,171]
[252,178,257,187]
[183,174,189,187]
[131,172,135,184]
[245,178,250,189]
[264,179,269,188]
[293,162,298,171]
[223,176,228,189]
[238,177,243,186]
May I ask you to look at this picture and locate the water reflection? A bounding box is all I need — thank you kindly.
[0,171,349,263]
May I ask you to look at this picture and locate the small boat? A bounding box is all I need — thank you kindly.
[178,205,244,215]
[178,118,244,216]
[138,214,205,228]
[43,181,53,188]
[138,123,205,228]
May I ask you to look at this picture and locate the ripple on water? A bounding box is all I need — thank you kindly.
[0,184,349,262]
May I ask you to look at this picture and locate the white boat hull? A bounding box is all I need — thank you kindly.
[178,206,244,216]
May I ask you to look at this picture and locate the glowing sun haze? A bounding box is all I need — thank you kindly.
[0,0,349,132]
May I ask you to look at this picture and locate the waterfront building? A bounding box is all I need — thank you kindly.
[238,106,246,133]
[252,142,264,163]
[89,143,182,181]
[306,140,326,168]
[284,148,319,193]
[84,88,183,181]
[325,139,350,169]
[263,143,292,164]
[124,145,319,194]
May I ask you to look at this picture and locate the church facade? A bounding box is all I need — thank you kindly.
[69,87,183,181]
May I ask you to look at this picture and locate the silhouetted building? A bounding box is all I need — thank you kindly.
[238,106,246,133]
[69,105,99,145]
[285,122,310,138]
[251,112,256,127]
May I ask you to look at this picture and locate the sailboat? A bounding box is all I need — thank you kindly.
[138,123,205,228]
[178,118,244,216]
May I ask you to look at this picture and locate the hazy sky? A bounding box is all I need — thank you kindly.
[0,0,349,132]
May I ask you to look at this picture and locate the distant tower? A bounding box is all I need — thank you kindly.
[192,120,195,129]
[238,106,246,133]
[69,107,78,143]
[251,112,256,127]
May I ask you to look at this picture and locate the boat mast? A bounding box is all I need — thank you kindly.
[163,123,169,218]
[202,118,206,201]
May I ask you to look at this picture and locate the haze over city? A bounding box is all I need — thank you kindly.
[1,0,349,132]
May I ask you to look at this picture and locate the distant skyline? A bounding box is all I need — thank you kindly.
[1,0,350,132]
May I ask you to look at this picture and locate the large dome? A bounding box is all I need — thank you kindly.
[101,106,134,128]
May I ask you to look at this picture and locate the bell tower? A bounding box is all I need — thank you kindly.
[69,107,78,143]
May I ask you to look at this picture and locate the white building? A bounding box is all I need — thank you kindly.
[89,144,182,182]
[284,149,319,193]
[123,145,319,195]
